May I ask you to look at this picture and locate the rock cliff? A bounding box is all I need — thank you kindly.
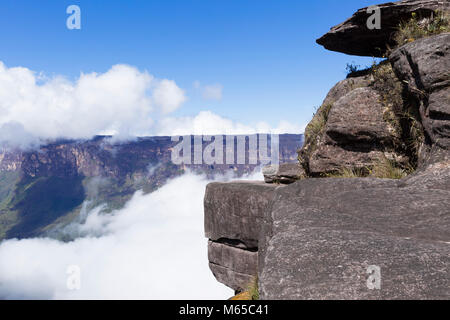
[205,0,449,299]
[0,134,302,240]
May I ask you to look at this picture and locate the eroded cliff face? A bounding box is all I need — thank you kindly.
[1,137,173,179]
[0,135,302,179]
[0,135,303,240]
[205,0,450,299]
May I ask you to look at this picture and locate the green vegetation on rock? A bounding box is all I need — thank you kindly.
[371,61,424,170]
[0,171,21,239]
[327,156,411,180]
[298,103,332,174]
[393,11,450,49]
[230,276,259,301]
[246,276,259,300]
[4,176,85,239]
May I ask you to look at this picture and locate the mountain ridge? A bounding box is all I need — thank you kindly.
[0,134,303,240]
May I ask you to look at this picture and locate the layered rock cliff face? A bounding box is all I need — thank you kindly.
[205,0,449,299]
[1,135,302,179]
[0,134,302,240]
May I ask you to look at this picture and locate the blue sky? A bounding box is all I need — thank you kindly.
[0,0,383,133]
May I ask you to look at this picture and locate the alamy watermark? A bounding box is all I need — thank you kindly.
[66,265,81,291]
[66,5,81,30]
[367,5,381,30]
[64,4,380,31]
[366,265,381,290]
[171,134,280,166]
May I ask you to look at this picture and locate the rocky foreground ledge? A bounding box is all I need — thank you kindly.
[205,165,449,299]
[205,0,449,299]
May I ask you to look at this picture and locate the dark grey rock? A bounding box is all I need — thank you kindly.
[304,86,408,175]
[322,76,372,107]
[205,167,450,298]
[263,163,304,184]
[390,33,450,94]
[209,263,255,293]
[260,228,450,300]
[400,160,450,190]
[267,178,449,243]
[317,0,450,57]
[390,33,450,162]
[204,181,280,290]
[208,240,258,291]
[204,181,280,249]
[326,88,399,144]
[258,176,450,300]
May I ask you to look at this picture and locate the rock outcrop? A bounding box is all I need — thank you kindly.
[205,181,279,249]
[208,240,258,292]
[205,1,450,299]
[298,59,416,176]
[262,163,305,184]
[317,0,450,57]
[390,33,450,165]
[204,181,280,291]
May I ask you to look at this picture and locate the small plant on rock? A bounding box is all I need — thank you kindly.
[247,276,259,300]
[230,277,259,301]
[304,104,332,143]
[369,157,411,179]
[346,63,361,76]
[326,167,368,179]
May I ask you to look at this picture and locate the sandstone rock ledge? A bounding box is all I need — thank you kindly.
[205,165,450,299]
[259,170,450,300]
[204,181,280,292]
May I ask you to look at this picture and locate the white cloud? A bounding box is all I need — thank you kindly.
[0,61,304,149]
[0,122,41,150]
[156,111,304,136]
[0,171,267,300]
[266,120,307,135]
[0,62,186,146]
[153,79,187,114]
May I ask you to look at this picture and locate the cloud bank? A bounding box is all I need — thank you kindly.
[0,61,303,148]
[0,171,263,299]
[156,111,304,136]
[0,62,185,145]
